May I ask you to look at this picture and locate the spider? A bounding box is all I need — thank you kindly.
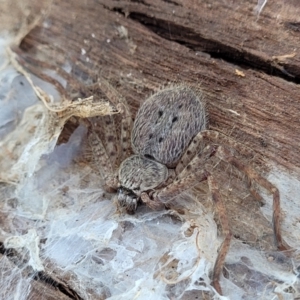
[87,81,286,295]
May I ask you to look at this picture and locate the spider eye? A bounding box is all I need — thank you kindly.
[117,187,124,194]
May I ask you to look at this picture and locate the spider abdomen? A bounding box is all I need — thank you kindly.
[132,86,206,167]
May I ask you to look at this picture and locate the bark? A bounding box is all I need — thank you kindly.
[2,0,300,298]
[16,0,300,171]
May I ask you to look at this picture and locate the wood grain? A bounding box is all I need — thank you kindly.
[3,0,300,298]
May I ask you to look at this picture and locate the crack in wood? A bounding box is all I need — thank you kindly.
[33,271,83,300]
[161,0,181,6]
[102,1,300,84]
[285,22,300,32]
[127,12,300,84]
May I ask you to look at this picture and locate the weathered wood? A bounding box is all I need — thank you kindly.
[16,0,300,172]
[101,0,300,81]
[2,0,300,298]
[28,280,74,300]
[0,253,76,300]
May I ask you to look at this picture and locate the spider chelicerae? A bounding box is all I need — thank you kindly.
[87,80,286,295]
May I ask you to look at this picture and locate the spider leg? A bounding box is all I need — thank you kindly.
[87,122,118,190]
[147,146,230,295]
[215,145,286,251]
[87,78,133,192]
[119,106,133,162]
[178,129,285,250]
[146,139,286,293]
[141,192,165,210]
[178,130,263,201]
[98,78,133,163]
[199,130,267,203]
[92,115,119,171]
[208,175,232,295]
[175,131,207,174]
[154,145,215,203]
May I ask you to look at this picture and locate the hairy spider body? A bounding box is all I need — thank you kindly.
[119,155,168,195]
[117,86,206,210]
[88,82,285,295]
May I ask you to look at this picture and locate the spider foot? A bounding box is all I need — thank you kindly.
[141,192,165,210]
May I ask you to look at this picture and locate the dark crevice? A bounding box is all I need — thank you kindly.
[0,242,7,255]
[0,242,83,300]
[285,22,300,32]
[161,0,182,6]
[33,271,83,300]
[129,13,300,84]
[109,6,300,84]
[129,0,150,6]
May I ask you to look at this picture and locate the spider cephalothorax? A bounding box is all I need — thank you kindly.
[116,86,206,211]
[117,155,168,211]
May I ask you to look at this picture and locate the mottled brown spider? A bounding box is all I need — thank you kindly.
[88,81,286,295]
